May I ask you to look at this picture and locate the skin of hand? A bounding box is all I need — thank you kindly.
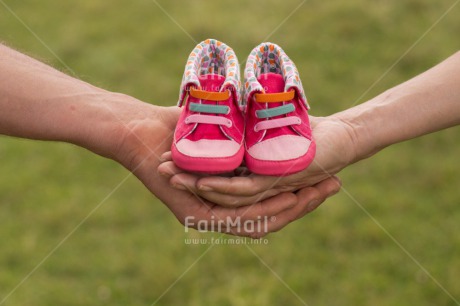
[0,44,342,237]
[159,51,460,206]
[113,105,342,237]
[158,115,350,207]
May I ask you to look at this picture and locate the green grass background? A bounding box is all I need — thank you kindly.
[1,0,460,305]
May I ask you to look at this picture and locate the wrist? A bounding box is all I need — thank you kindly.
[67,92,164,161]
[331,94,391,164]
[93,97,179,172]
[305,115,358,179]
[332,87,405,164]
[332,115,376,164]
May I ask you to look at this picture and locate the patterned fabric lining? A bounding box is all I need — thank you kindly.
[178,39,241,106]
[243,42,309,109]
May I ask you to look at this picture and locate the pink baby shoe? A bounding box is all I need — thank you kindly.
[243,43,315,176]
[172,39,245,174]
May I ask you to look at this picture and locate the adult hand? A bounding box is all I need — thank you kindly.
[0,39,342,237]
[158,51,460,208]
[103,101,342,237]
[158,115,352,207]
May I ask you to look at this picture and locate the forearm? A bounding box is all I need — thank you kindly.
[0,44,160,158]
[335,51,460,162]
[0,43,116,149]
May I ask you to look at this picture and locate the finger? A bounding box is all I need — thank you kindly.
[208,191,298,224]
[169,172,281,206]
[299,175,342,207]
[181,177,342,238]
[282,176,342,223]
[195,222,266,238]
[185,192,299,237]
[224,221,269,238]
[183,176,340,231]
[234,191,298,220]
[193,188,282,208]
[169,172,201,191]
[160,151,172,162]
[183,207,262,238]
[157,161,184,178]
[264,176,342,234]
[263,201,320,234]
[265,187,319,233]
[196,175,278,196]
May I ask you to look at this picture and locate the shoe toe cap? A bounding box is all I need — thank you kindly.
[176,139,241,158]
[247,135,311,161]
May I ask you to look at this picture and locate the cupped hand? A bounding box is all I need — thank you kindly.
[158,115,353,207]
[101,99,342,237]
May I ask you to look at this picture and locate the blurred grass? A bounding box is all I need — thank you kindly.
[1,0,460,305]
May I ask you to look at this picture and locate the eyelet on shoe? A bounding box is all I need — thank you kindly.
[226,120,233,128]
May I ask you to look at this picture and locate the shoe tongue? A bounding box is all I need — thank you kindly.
[187,73,227,142]
[198,74,226,92]
[256,73,285,110]
[257,73,285,93]
[255,73,295,140]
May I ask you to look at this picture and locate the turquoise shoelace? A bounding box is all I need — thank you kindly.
[189,102,229,114]
[255,103,295,119]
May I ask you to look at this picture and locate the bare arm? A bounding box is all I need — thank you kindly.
[338,50,460,162]
[160,51,460,204]
[0,43,158,157]
[0,44,341,236]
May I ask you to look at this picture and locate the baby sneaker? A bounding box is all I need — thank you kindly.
[172,39,245,174]
[243,42,315,176]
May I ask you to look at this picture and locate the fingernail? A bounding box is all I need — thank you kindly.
[172,183,187,190]
[329,188,341,196]
[198,185,212,191]
[334,176,342,185]
[158,170,169,177]
[159,152,169,162]
[307,199,320,211]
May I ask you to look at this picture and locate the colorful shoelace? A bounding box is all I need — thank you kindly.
[253,90,300,132]
[185,87,232,128]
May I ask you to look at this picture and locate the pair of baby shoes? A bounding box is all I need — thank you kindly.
[172,39,315,176]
